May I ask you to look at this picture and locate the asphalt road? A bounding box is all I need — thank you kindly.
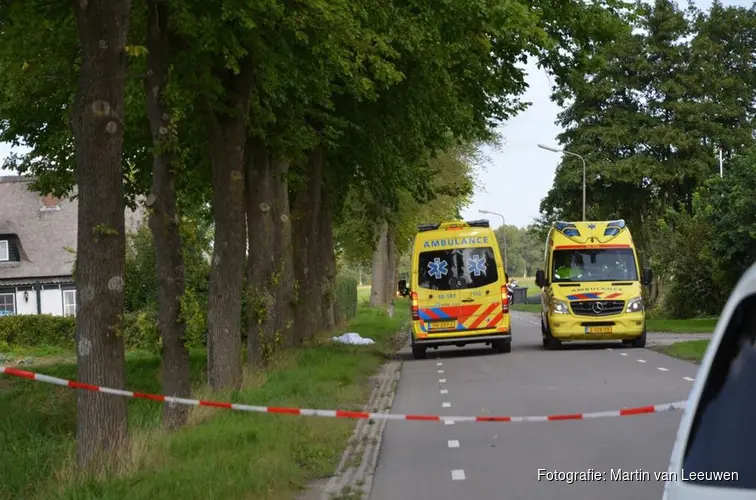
[369,311,701,500]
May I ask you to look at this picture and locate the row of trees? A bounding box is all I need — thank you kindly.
[0,0,632,472]
[538,0,756,317]
[493,224,543,278]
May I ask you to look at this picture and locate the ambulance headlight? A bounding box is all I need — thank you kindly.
[551,299,570,315]
[626,297,644,313]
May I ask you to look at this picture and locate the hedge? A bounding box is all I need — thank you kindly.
[333,276,358,325]
[0,280,357,351]
[0,314,76,350]
[0,313,161,352]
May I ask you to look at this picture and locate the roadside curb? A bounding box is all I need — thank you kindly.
[299,359,402,500]
[646,333,712,347]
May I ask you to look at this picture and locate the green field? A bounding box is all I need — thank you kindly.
[0,302,409,500]
[358,285,371,303]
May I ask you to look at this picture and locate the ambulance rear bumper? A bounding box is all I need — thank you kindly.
[411,331,511,347]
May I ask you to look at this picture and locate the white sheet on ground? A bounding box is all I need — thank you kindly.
[332,332,375,345]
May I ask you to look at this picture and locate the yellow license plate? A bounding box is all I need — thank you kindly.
[428,320,457,331]
[586,326,612,334]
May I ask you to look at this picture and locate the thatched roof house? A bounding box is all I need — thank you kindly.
[0,175,143,316]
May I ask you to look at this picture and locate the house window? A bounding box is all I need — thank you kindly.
[0,240,8,261]
[63,290,76,317]
[0,293,14,316]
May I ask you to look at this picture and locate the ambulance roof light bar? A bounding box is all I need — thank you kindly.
[604,219,626,236]
[465,219,490,228]
[418,220,490,232]
[417,223,441,232]
[553,221,581,237]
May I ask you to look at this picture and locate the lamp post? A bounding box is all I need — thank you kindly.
[478,209,507,273]
[538,144,587,221]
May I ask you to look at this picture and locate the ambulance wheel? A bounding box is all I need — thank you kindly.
[543,322,561,350]
[630,329,647,348]
[412,346,427,359]
[493,340,511,354]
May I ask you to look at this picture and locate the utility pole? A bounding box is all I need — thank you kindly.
[719,146,723,178]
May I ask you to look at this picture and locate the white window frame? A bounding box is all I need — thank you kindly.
[0,292,15,316]
[63,289,76,317]
[0,240,8,261]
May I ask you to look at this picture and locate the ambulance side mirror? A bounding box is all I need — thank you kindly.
[642,268,653,286]
[535,269,548,288]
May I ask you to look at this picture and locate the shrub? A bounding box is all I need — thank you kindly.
[0,308,205,353]
[0,314,76,350]
[333,276,358,325]
[122,309,161,352]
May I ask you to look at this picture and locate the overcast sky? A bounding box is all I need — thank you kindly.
[0,0,746,227]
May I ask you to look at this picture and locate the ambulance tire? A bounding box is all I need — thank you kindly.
[494,340,511,354]
[630,329,647,348]
[412,346,427,359]
[542,322,561,350]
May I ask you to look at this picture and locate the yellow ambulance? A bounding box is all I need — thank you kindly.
[408,219,511,359]
[535,220,653,349]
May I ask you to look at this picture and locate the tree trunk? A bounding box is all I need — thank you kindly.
[369,220,389,307]
[319,185,336,332]
[245,141,276,366]
[271,157,296,347]
[384,226,397,305]
[144,0,190,430]
[71,0,131,470]
[291,147,324,342]
[205,60,253,392]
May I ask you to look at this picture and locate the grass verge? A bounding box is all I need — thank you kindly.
[646,317,717,334]
[0,302,408,500]
[656,339,710,364]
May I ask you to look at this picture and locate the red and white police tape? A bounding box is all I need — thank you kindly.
[0,366,687,423]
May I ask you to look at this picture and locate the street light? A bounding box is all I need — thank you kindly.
[478,209,507,272]
[538,143,588,221]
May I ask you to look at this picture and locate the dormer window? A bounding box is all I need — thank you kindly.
[40,194,60,211]
[0,240,8,261]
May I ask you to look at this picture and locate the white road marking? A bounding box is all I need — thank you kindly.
[620,353,628,356]
[438,369,445,374]
[437,362,443,366]
[444,419,455,425]
[657,367,668,372]
[684,376,695,382]
[606,348,613,351]
[439,378,446,383]
[448,439,460,448]
[451,469,466,481]
[442,402,451,408]
[637,359,647,363]
[440,389,448,394]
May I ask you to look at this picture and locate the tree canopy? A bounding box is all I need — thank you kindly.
[0,0,642,472]
[538,0,756,316]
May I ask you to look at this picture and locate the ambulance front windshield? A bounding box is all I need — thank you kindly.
[418,247,499,290]
[551,248,638,282]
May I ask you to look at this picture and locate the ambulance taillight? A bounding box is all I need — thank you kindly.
[500,286,509,313]
[411,291,419,320]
